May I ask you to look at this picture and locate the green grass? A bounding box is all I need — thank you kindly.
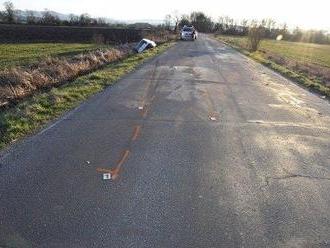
[216,35,330,97]
[0,43,109,69]
[218,36,330,68]
[0,43,174,149]
[260,40,330,68]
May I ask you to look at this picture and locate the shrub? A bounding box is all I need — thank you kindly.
[0,24,143,43]
[248,25,264,52]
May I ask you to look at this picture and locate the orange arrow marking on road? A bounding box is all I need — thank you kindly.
[96,150,130,180]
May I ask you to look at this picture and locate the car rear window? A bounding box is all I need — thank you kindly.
[183,27,193,32]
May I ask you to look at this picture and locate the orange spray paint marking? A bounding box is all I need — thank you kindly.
[112,150,130,179]
[138,104,145,117]
[139,92,155,117]
[96,150,130,180]
[131,125,142,141]
[140,105,149,118]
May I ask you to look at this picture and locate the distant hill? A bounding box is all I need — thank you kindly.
[13,10,162,26]
[15,10,70,22]
[123,19,163,25]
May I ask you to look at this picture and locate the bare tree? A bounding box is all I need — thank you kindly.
[41,10,60,25]
[3,1,15,23]
[164,14,172,30]
[248,23,264,52]
[172,10,180,32]
[0,11,4,22]
[190,12,214,32]
[179,14,190,29]
[224,16,232,30]
[240,19,249,34]
[265,18,276,31]
[97,18,107,26]
[292,27,303,42]
[26,10,36,24]
[279,23,288,38]
[69,14,79,25]
[241,19,248,28]
[79,13,92,26]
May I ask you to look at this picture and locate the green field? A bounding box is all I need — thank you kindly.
[217,36,330,68]
[216,35,330,97]
[0,43,109,69]
[260,40,330,68]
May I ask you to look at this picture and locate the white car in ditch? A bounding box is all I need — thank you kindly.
[134,38,157,53]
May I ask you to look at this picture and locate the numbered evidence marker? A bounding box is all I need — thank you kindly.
[103,173,112,180]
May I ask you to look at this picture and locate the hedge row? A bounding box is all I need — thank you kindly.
[0,24,147,44]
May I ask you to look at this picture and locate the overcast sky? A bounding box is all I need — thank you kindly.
[1,0,330,30]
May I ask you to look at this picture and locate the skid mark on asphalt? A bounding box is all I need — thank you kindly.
[264,168,330,187]
[131,125,142,141]
[204,88,220,121]
[95,63,159,181]
[139,61,159,112]
[139,100,155,118]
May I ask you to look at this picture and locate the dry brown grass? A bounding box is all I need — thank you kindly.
[0,44,133,106]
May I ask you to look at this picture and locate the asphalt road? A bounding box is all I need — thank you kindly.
[1,34,330,248]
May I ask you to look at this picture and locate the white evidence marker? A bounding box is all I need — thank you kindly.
[210,116,217,121]
[138,106,144,110]
[103,173,112,180]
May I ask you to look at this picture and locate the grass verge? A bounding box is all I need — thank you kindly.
[215,35,330,98]
[0,43,173,150]
[0,43,109,69]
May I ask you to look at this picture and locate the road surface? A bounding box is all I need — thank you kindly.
[1,34,330,248]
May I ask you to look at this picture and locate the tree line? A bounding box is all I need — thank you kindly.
[0,1,111,27]
[0,1,158,29]
[164,11,330,45]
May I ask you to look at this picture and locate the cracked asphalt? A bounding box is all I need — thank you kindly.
[1,34,330,247]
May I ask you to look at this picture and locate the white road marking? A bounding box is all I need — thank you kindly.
[38,120,63,135]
